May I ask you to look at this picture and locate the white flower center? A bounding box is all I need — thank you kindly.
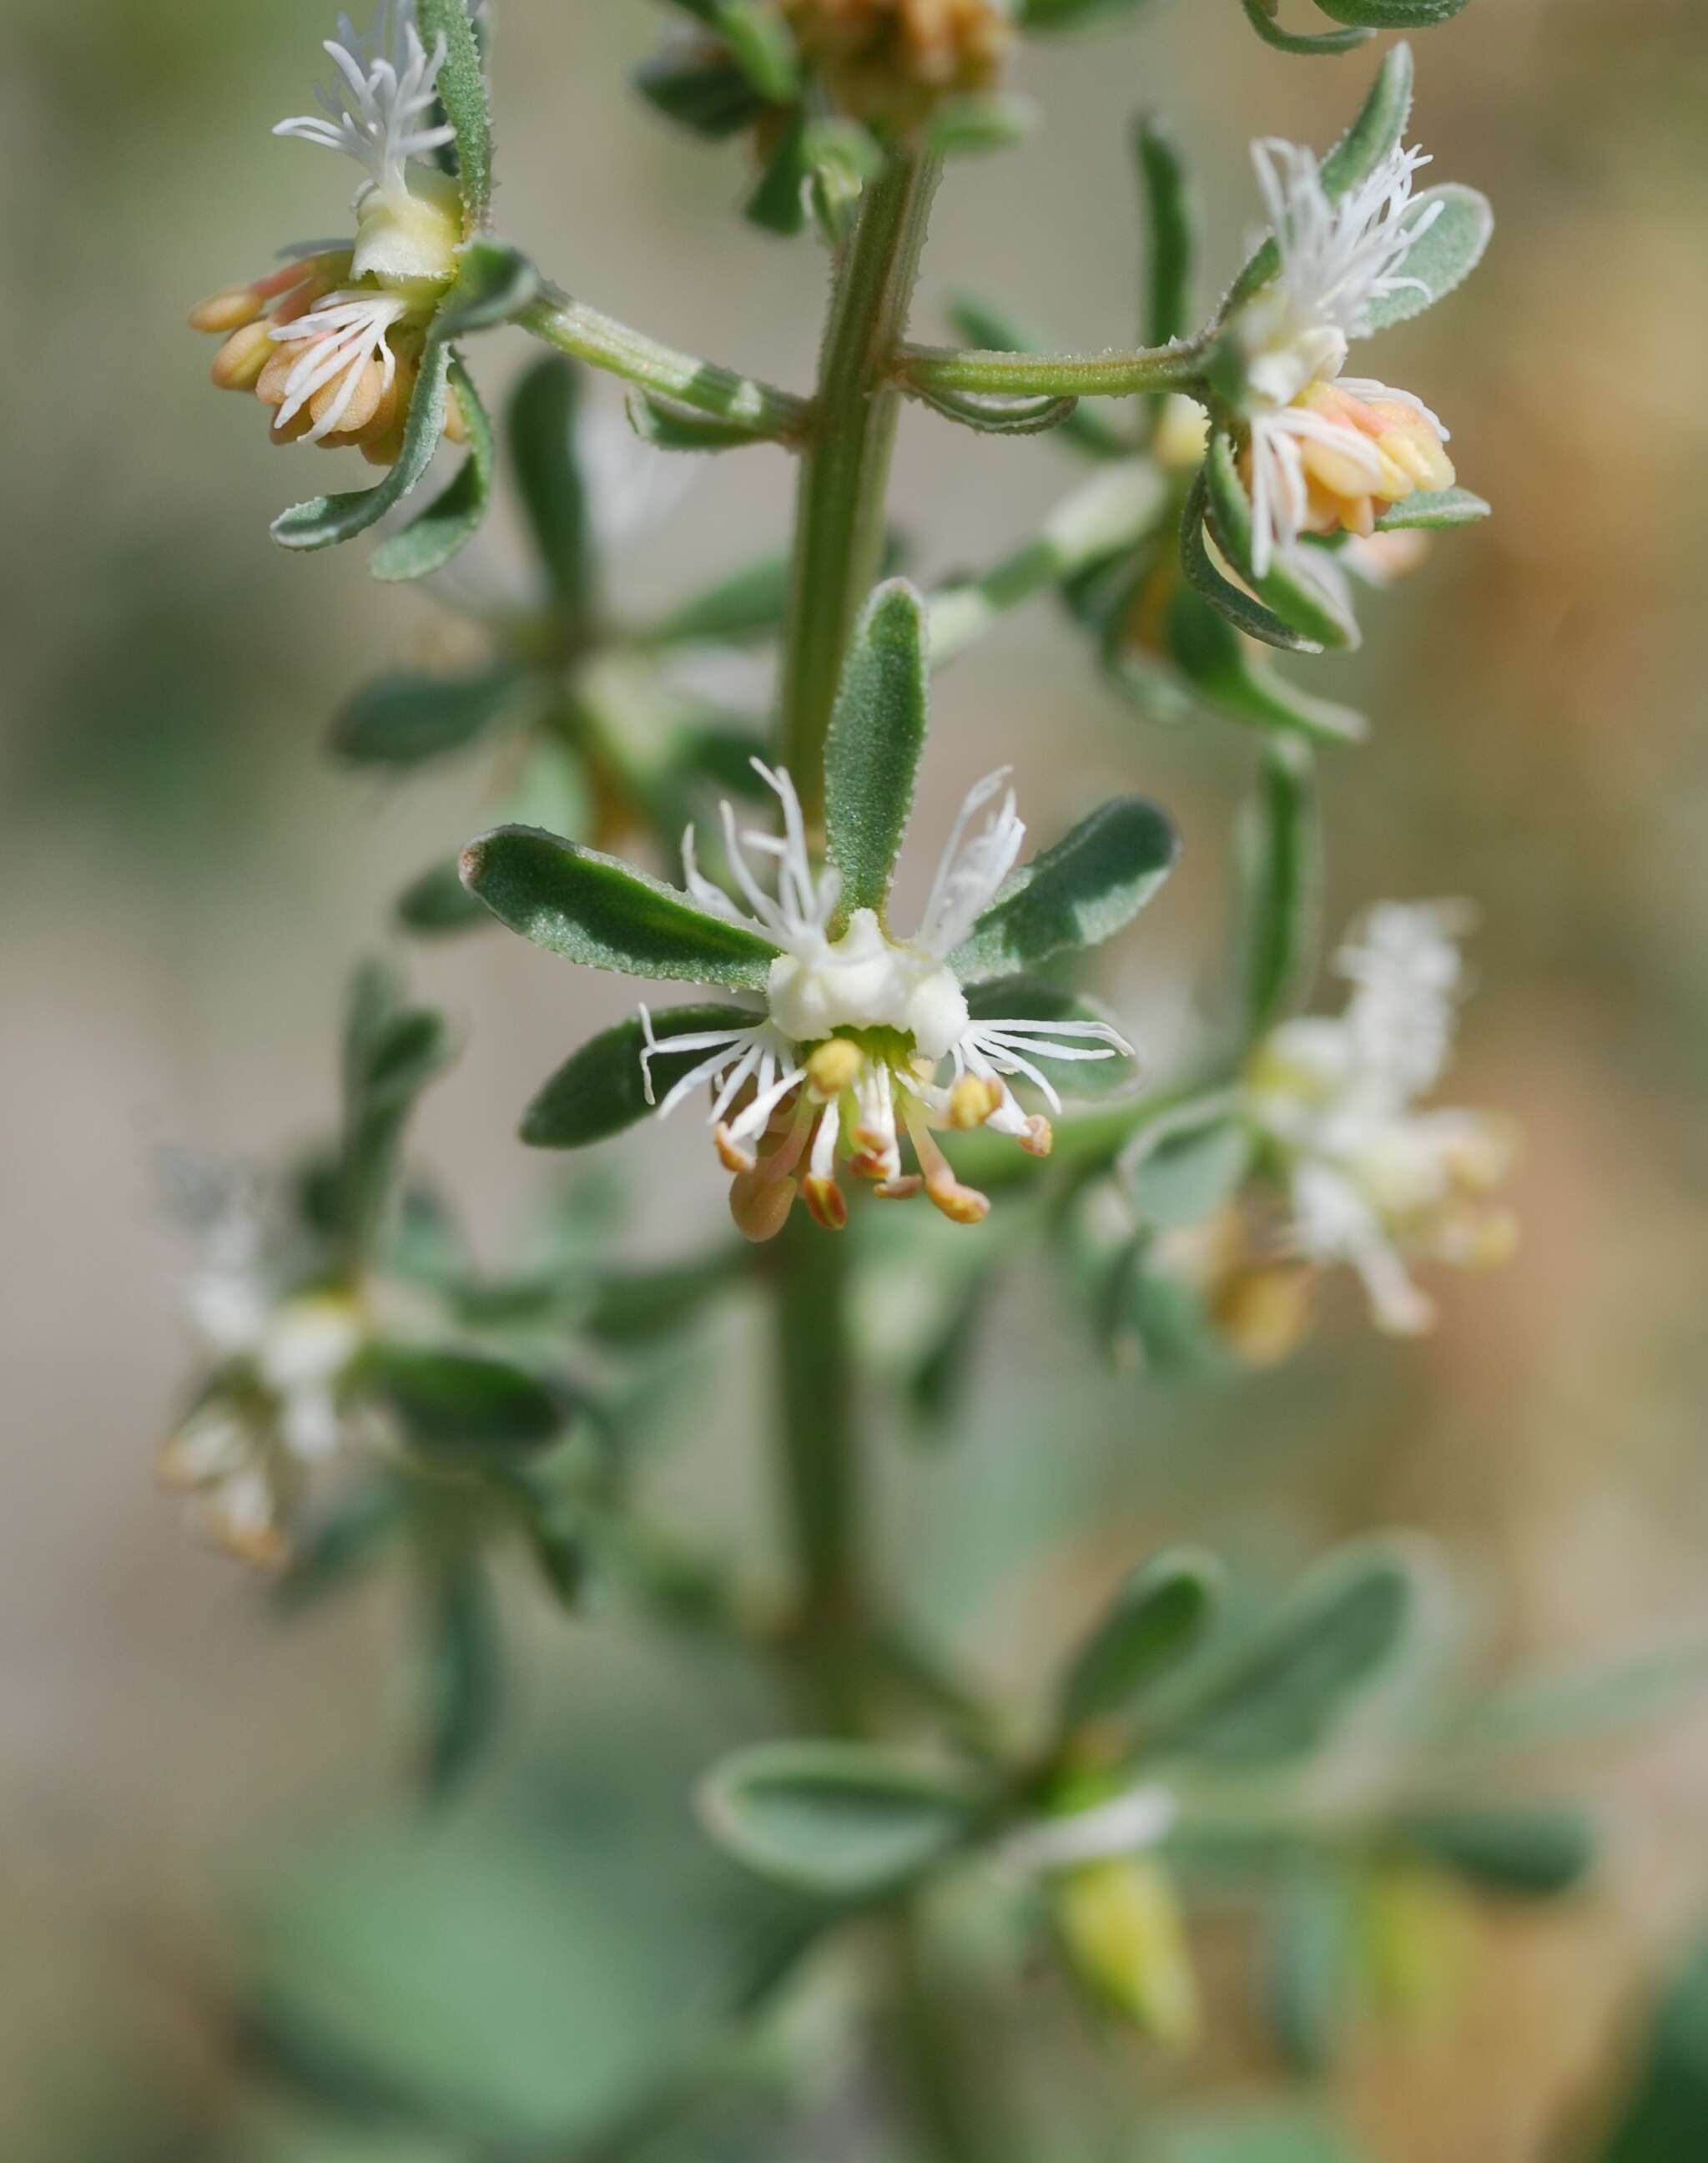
[351,166,463,290]
[767,907,970,1061]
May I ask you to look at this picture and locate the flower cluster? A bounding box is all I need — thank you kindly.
[1244,901,1517,1336]
[156,1177,373,1567]
[647,764,1131,1239]
[781,0,1012,130]
[1234,137,1458,576]
[189,2,467,461]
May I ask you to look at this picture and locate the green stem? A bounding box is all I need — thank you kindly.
[926,459,1170,667]
[518,284,809,440]
[772,1216,864,1732]
[896,335,1208,403]
[779,153,943,824]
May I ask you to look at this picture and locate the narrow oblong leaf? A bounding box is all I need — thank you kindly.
[945,294,1131,457]
[1267,1867,1357,2075]
[1180,471,1325,658]
[1059,1548,1226,1731]
[1134,114,1197,352]
[825,580,930,920]
[339,962,456,1258]
[1122,1101,1254,1230]
[1155,1537,1432,1767]
[745,111,810,237]
[1239,0,1371,54]
[1373,486,1490,531]
[371,354,496,581]
[1166,586,1368,745]
[713,0,801,101]
[460,825,781,988]
[1358,183,1493,331]
[332,663,523,768]
[370,1344,569,1462]
[1316,0,1470,25]
[416,0,493,229]
[1239,732,1321,1035]
[520,1003,762,1149]
[1396,1804,1595,1898]
[1203,433,1360,653]
[417,1560,501,1800]
[699,1742,987,1899]
[925,93,1038,160]
[1224,43,1413,313]
[1019,0,1160,28]
[627,391,781,452]
[508,355,594,618]
[965,978,1141,1099]
[634,46,765,139]
[951,796,1179,983]
[909,381,1081,436]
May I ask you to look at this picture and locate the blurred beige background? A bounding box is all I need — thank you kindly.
[3,1,1708,2156]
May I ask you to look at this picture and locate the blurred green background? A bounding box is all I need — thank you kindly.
[5,0,1708,2156]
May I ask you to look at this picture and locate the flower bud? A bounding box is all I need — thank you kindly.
[1053,1858,1202,2049]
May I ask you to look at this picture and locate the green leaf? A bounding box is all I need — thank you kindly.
[460,826,781,988]
[965,977,1141,1099]
[909,380,1081,436]
[1267,1868,1356,2076]
[647,551,791,646]
[702,2,799,101]
[1225,44,1413,313]
[627,391,781,452]
[1019,0,1160,28]
[1238,0,1372,53]
[1156,1538,1433,1767]
[396,856,495,938]
[925,93,1039,160]
[945,294,1131,457]
[1166,586,1368,745]
[1134,115,1197,351]
[699,1742,987,1898]
[950,796,1179,984]
[507,355,594,621]
[1396,1804,1595,1898]
[520,1003,761,1149]
[338,962,456,1259]
[331,663,522,768]
[270,245,537,558]
[1239,734,1321,1035]
[1359,184,1494,331]
[1315,0,1470,25]
[370,355,495,581]
[824,579,930,920]
[369,1345,569,1462]
[1123,1101,1254,1229]
[1373,485,1490,531]
[1202,432,1360,652]
[274,1482,406,1616]
[745,111,810,237]
[1180,471,1326,658]
[1593,1939,1708,2162]
[633,45,765,139]
[416,1560,501,1800]
[416,0,493,229]
[1059,1549,1225,1730]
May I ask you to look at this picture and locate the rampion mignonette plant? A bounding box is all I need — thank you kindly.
[167,0,1649,2142]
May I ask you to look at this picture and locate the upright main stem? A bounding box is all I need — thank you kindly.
[779,153,942,827]
[769,152,941,1729]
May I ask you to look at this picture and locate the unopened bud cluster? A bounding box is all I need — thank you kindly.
[782,0,1011,129]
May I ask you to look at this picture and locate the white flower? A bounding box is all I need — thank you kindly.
[275,3,456,204]
[1237,139,1457,576]
[1246,903,1517,1334]
[642,763,1134,1238]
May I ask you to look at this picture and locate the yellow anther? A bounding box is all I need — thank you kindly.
[715,1123,758,1176]
[807,1038,865,1100]
[1019,1114,1053,1158]
[873,1173,924,1200]
[948,1074,1001,1130]
[803,1174,849,1231]
[189,285,265,335]
[729,1168,798,1243]
[1212,1265,1314,1369]
[210,320,276,391]
[925,1169,990,1226]
[310,357,385,437]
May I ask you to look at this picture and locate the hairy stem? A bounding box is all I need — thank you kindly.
[779,154,943,824]
[518,284,809,439]
[897,335,1208,402]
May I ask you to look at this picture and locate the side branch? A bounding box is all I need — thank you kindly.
[519,284,810,441]
[895,336,1209,403]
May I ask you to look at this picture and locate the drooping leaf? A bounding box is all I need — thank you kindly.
[965,977,1141,1099]
[1238,0,1371,54]
[1166,585,1368,744]
[824,580,930,920]
[416,1560,501,1800]
[1373,486,1490,531]
[712,0,801,100]
[507,355,594,622]
[1058,1549,1226,1731]
[1359,184,1494,331]
[416,0,493,229]
[1134,114,1197,351]
[908,380,1081,436]
[1315,0,1470,26]
[1202,433,1360,653]
[1180,471,1326,658]
[1396,1804,1596,1898]
[699,1742,988,1899]
[520,1003,763,1149]
[951,797,1179,983]
[1156,1539,1433,1767]
[369,1344,569,1463]
[1224,44,1413,313]
[745,111,811,237]
[945,294,1131,456]
[338,962,456,1260]
[370,355,496,581]
[460,826,781,987]
[1239,733,1321,1036]
[332,663,523,768]
[627,391,782,452]
[1267,1867,1357,2076]
[647,551,792,647]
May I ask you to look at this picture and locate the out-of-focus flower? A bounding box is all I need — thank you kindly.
[782,0,1012,131]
